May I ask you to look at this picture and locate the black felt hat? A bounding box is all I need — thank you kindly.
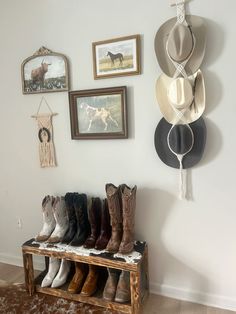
[154,117,206,169]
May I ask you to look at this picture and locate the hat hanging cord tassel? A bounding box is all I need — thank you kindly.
[176,154,186,200]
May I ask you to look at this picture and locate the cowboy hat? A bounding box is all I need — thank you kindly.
[154,117,206,169]
[155,69,205,125]
[154,15,206,77]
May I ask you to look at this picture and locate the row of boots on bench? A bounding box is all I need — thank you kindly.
[42,258,130,303]
[36,183,137,254]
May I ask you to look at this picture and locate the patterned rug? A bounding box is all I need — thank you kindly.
[0,282,119,314]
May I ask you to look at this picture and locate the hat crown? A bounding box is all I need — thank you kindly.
[168,124,194,155]
[167,23,194,62]
[167,78,193,109]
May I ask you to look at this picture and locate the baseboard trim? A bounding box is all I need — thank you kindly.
[150,282,236,312]
[0,253,44,271]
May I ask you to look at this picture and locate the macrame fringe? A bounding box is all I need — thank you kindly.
[39,142,56,168]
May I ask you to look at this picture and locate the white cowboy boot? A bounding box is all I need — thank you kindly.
[35,196,56,242]
[47,196,69,243]
[51,259,71,288]
[41,257,60,287]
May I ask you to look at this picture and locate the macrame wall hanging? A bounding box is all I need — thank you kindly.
[32,97,57,168]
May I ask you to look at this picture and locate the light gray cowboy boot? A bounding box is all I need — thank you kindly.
[103,268,121,301]
[118,185,137,254]
[115,270,131,303]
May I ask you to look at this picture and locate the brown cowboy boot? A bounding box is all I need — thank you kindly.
[80,264,99,296]
[118,185,137,254]
[68,262,87,294]
[105,184,123,253]
[115,270,131,303]
[103,268,121,301]
[83,198,101,249]
[95,199,111,250]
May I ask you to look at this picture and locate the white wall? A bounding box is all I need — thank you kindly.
[0,0,236,311]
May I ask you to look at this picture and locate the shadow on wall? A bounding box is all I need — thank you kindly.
[135,188,209,298]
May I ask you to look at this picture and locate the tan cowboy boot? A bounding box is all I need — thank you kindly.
[80,265,99,296]
[118,185,137,254]
[115,271,131,303]
[68,262,87,294]
[103,268,120,301]
[105,184,123,253]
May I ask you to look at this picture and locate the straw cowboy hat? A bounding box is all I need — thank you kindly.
[154,117,206,169]
[155,69,205,125]
[154,15,206,77]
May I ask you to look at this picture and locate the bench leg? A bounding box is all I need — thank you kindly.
[23,253,35,296]
[130,267,141,314]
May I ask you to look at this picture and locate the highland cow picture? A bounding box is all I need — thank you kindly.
[92,35,141,79]
[21,47,69,94]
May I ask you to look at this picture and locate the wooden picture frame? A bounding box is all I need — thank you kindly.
[21,46,69,94]
[69,86,128,139]
[92,34,141,79]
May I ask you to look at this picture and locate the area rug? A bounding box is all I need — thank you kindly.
[0,282,119,314]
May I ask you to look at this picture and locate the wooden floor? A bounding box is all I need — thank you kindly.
[0,262,234,314]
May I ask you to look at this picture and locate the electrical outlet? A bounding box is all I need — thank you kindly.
[17,218,22,229]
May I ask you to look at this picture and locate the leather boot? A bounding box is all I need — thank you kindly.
[80,264,99,296]
[70,193,90,246]
[103,268,121,301]
[83,198,101,249]
[95,199,111,250]
[47,196,69,243]
[35,195,56,242]
[118,185,137,254]
[115,270,131,303]
[41,257,60,287]
[61,193,77,244]
[105,184,123,253]
[68,262,87,294]
[51,259,71,288]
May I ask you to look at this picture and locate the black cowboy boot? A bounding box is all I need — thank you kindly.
[61,193,77,244]
[70,193,90,246]
[95,199,111,250]
[83,197,102,249]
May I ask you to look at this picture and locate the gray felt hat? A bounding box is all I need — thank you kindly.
[154,15,206,77]
[154,117,206,169]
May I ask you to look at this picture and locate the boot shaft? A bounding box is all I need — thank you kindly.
[105,183,122,225]
[121,185,137,230]
[88,197,101,237]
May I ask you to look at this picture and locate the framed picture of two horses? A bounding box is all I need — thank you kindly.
[92,34,141,79]
[69,86,128,139]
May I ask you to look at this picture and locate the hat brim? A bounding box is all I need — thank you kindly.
[155,15,206,77]
[156,70,205,124]
[154,117,206,169]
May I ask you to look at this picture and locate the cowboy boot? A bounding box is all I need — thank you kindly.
[70,193,90,246]
[105,184,123,253]
[118,185,137,254]
[115,270,131,303]
[95,199,111,250]
[83,197,101,249]
[41,257,60,287]
[68,262,87,294]
[80,264,99,296]
[103,268,121,301]
[51,259,71,288]
[61,193,77,244]
[47,196,69,243]
[35,195,56,242]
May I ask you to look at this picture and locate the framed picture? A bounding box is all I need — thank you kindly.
[92,34,141,79]
[69,86,128,139]
[21,46,69,94]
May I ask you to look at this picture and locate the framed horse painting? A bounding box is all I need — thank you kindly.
[92,35,141,79]
[69,86,128,139]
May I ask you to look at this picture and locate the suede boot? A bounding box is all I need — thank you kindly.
[70,193,90,246]
[115,270,131,303]
[80,264,99,296]
[61,193,77,244]
[83,197,101,249]
[68,262,87,294]
[103,268,121,301]
[105,184,123,253]
[118,185,137,254]
[95,199,111,250]
[41,257,60,287]
[35,195,56,242]
[51,259,71,288]
[47,196,69,243]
